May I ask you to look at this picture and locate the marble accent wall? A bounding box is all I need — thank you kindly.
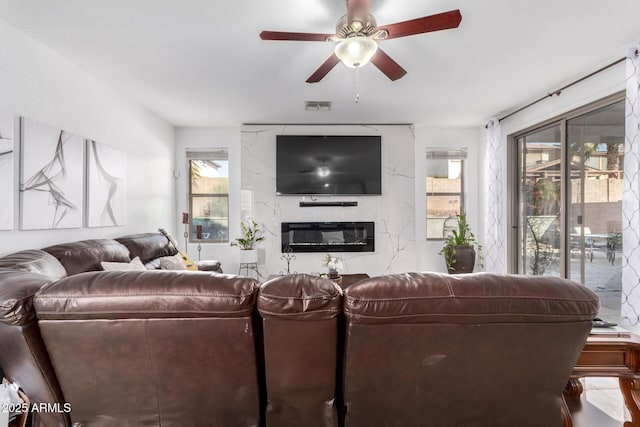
[240,125,416,278]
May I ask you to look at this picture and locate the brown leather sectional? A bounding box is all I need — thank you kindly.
[0,232,599,427]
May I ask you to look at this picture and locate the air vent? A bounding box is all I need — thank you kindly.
[425,147,468,160]
[305,101,331,111]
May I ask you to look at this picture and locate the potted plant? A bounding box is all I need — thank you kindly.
[232,220,265,263]
[439,213,481,274]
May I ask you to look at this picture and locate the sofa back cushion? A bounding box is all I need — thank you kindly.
[116,232,177,268]
[0,249,67,281]
[42,239,130,276]
[259,274,343,427]
[342,272,599,427]
[34,271,262,426]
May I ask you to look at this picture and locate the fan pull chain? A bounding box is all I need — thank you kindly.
[355,66,360,104]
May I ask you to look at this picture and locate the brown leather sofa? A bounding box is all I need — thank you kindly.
[258,274,343,427]
[0,233,599,427]
[341,273,598,427]
[0,233,243,427]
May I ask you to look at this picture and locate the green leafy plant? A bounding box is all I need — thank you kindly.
[231,220,265,250]
[439,213,482,271]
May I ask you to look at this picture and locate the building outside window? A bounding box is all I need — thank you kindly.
[188,150,229,243]
[425,148,466,240]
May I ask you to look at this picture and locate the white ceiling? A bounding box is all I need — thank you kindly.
[0,0,639,128]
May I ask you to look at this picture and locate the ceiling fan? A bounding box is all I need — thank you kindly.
[260,0,462,83]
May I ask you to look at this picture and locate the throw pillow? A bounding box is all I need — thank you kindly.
[101,256,146,271]
[159,254,186,271]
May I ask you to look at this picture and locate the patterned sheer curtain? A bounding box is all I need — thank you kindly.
[484,118,505,273]
[622,44,640,325]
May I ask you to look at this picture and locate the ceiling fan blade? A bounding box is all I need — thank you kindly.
[376,9,462,40]
[370,48,407,81]
[306,54,341,83]
[260,31,334,42]
[347,0,371,25]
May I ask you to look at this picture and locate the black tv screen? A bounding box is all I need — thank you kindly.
[276,135,382,195]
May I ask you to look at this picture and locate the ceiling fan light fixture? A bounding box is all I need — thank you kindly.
[334,36,378,68]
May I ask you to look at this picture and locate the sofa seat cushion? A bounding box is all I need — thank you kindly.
[34,271,259,320]
[259,274,343,320]
[344,272,599,324]
[43,239,130,276]
[0,250,67,281]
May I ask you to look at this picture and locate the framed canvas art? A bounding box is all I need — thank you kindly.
[0,109,13,231]
[20,118,84,230]
[87,140,126,227]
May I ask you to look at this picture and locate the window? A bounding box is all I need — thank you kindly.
[188,150,229,243]
[509,94,624,323]
[425,148,466,240]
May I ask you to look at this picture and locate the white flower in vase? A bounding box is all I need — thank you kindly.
[323,253,343,278]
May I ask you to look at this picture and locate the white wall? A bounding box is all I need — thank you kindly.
[241,125,416,278]
[478,61,627,272]
[174,127,242,272]
[414,127,482,273]
[0,17,175,255]
[174,124,483,277]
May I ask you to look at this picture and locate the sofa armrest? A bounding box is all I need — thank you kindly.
[0,271,53,326]
[34,270,259,320]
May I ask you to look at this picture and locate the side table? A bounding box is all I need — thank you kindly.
[239,262,260,279]
[565,330,640,427]
[329,275,342,287]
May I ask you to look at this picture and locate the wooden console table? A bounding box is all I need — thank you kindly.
[565,331,640,427]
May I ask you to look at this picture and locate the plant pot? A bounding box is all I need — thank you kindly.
[444,245,476,274]
[240,249,258,264]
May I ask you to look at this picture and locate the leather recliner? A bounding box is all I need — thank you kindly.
[341,272,599,427]
[258,274,343,427]
[34,270,261,427]
[0,233,600,427]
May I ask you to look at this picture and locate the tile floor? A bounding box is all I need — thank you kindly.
[582,377,627,424]
[579,322,640,425]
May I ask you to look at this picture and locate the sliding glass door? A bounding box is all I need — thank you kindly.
[517,124,562,277]
[513,96,624,322]
[566,102,624,320]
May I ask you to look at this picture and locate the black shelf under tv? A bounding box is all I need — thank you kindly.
[299,201,358,207]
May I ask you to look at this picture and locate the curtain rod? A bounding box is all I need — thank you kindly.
[486,49,638,128]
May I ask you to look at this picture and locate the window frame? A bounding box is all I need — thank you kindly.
[506,91,624,273]
[187,151,229,244]
[425,149,467,241]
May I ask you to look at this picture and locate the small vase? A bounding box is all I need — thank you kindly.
[328,268,339,279]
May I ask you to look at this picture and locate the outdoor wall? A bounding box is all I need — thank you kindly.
[0,17,175,255]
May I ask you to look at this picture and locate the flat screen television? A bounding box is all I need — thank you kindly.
[276,135,382,195]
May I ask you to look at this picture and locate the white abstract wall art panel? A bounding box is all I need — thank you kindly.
[0,110,13,230]
[87,140,126,227]
[20,118,84,230]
